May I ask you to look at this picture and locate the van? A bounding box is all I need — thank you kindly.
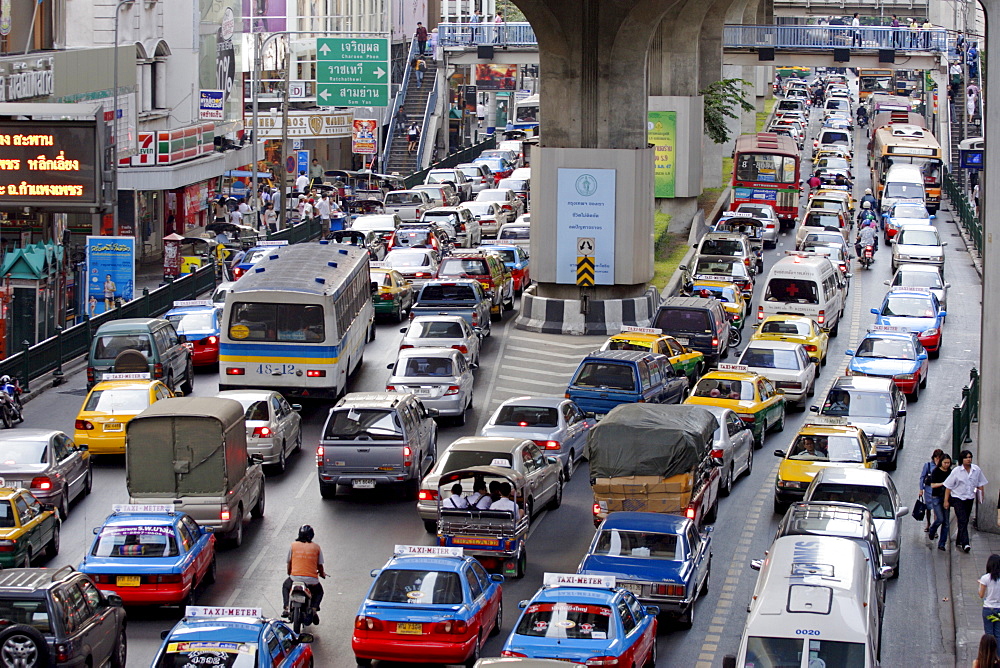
[814,128,853,155]
[723,535,885,668]
[758,254,845,336]
[315,392,438,498]
[653,297,730,366]
[880,163,926,210]
[565,350,688,416]
[775,99,805,115]
[87,318,193,394]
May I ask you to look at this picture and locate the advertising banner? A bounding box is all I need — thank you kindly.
[86,236,135,316]
[0,121,100,210]
[199,0,241,129]
[475,64,518,91]
[556,168,616,285]
[648,111,677,198]
[352,118,378,155]
[242,0,286,33]
[198,90,225,120]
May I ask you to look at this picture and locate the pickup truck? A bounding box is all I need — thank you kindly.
[384,189,433,222]
[409,279,493,337]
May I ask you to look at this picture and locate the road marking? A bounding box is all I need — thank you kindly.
[512,336,604,350]
[477,324,515,431]
[496,375,567,388]
[295,469,315,499]
[502,354,583,368]
[225,587,243,606]
[505,344,591,359]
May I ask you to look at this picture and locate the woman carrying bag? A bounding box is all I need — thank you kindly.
[918,449,944,532]
[926,453,954,551]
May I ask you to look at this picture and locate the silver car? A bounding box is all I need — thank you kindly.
[383,249,440,285]
[698,405,754,497]
[217,390,302,473]
[886,263,950,308]
[803,467,908,575]
[890,224,946,273]
[416,436,563,532]
[463,201,507,236]
[735,203,780,247]
[400,315,482,365]
[387,348,475,425]
[480,396,595,479]
[0,430,91,519]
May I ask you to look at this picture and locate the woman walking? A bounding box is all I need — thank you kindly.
[945,449,988,553]
[976,634,1000,668]
[926,452,953,550]
[981,555,1000,647]
[920,448,944,532]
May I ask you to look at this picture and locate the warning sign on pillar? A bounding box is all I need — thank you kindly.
[577,256,595,287]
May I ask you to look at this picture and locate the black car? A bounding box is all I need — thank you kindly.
[0,567,127,667]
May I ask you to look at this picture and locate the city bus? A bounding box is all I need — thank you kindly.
[218,241,375,399]
[870,123,943,211]
[731,133,802,229]
[512,94,539,134]
[858,68,895,100]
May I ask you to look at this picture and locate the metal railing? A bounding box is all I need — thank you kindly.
[437,22,538,47]
[403,136,497,189]
[723,25,948,51]
[267,216,323,244]
[944,170,982,253]
[415,72,440,169]
[381,38,421,173]
[952,368,980,459]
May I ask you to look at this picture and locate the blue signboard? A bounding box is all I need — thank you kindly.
[960,149,983,170]
[85,236,135,316]
[297,150,310,177]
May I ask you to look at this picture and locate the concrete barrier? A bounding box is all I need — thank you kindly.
[516,285,660,336]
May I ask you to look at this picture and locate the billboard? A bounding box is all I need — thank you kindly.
[242,0,286,33]
[648,111,677,198]
[200,0,242,129]
[475,64,518,91]
[352,119,378,155]
[556,168,616,285]
[0,121,101,209]
[85,236,135,316]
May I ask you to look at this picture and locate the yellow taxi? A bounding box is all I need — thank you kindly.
[0,487,60,568]
[74,375,174,455]
[692,279,748,330]
[685,365,786,449]
[812,187,855,212]
[370,262,415,322]
[813,146,852,163]
[772,421,877,514]
[751,315,829,368]
[600,326,706,382]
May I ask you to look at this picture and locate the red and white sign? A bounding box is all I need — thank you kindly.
[131,132,156,166]
[352,118,378,155]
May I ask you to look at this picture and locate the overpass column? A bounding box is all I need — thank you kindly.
[701,2,743,190]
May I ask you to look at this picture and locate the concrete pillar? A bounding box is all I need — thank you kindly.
[699,2,741,190]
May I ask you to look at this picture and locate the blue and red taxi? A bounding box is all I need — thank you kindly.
[353,545,504,666]
[78,504,216,606]
[478,244,531,294]
[501,573,658,666]
[164,300,223,366]
[231,240,289,280]
[846,326,929,398]
[870,287,946,358]
[151,606,313,667]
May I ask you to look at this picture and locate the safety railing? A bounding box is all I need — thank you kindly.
[381,38,421,174]
[952,368,980,459]
[267,216,323,244]
[943,170,982,253]
[403,136,497,189]
[437,22,538,47]
[723,25,948,52]
[415,73,440,169]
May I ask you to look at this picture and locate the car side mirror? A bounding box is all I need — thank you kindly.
[470,362,479,370]
[645,606,661,617]
[106,593,124,608]
[878,565,893,580]
[917,352,928,360]
[387,363,395,370]
[883,280,890,285]
[774,449,786,458]
[297,633,315,643]
[750,559,763,571]
[518,600,530,609]
[77,444,88,451]
[712,457,724,467]
[896,506,910,518]
[93,526,100,534]
[177,334,187,344]
[809,405,819,413]
[679,265,688,271]
[939,311,947,318]
[425,408,440,417]
[161,630,171,640]
[491,573,505,583]
[897,408,907,417]
[370,569,380,577]
[292,404,302,412]
[870,308,879,315]
[945,283,951,288]
[809,356,820,364]
[866,454,878,462]
[174,390,185,397]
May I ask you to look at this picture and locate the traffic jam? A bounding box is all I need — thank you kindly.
[0,72,967,668]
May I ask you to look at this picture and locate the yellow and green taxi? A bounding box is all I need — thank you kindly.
[0,487,60,567]
[692,280,748,330]
[772,421,877,514]
[370,262,415,322]
[74,375,174,455]
[685,365,785,448]
[751,315,829,368]
[600,326,706,382]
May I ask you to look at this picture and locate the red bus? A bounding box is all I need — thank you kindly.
[731,133,801,229]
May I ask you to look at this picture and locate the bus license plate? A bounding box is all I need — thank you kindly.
[352,479,376,489]
[116,576,141,587]
[256,364,297,375]
[396,623,422,634]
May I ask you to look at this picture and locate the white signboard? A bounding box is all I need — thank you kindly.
[543,573,616,588]
[247,111,354,139]
[556,168,616,284]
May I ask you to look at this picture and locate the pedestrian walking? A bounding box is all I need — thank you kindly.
[316,193,332,230]
[295,171,309,193]
[891,15,901,47]
[921,19,933,49]
[263,202,278,233]
[944,449,988,553]
[851,13,861,47]
[213,196,229,223]
[413,56,427,87]
[415,21,428,56]
[395,105,408,129]
[982,555,1000,646]
[920,449,944,532]
[493,11,504,44]
[951,61,963,85]
[407,123,420,153]
[968,85,979,123]
[974,183,981,217]
[975,634,1000,668]
[926,452,953,550]
[909,18,920,48]
[969,43,980,79]
[469,9,482,44]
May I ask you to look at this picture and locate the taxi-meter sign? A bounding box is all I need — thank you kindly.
[717,363,749,373]
[102,373,151,381]
[112,504,175,513]
[620,325,662,335]
[185,606,263,618]
[543,573,616,588]
[394,545,464,557]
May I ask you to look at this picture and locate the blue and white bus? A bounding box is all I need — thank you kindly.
[218,241,375,399]
[512,94,539,134]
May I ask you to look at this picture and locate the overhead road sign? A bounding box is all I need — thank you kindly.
[316,37,389,107]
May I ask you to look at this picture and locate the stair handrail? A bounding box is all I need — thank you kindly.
[414,67,440,170]
[382,38,421,173]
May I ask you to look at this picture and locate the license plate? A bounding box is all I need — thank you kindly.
[352,479,376,489]
[622,583,643,596]
[412,387,432,396]
[103,423,123,432]
[3,480,22,489]
[116,575,141,587]
[396,622,422,635]
[675,337,689,345]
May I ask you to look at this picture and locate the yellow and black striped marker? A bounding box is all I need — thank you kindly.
[577,256,595,287]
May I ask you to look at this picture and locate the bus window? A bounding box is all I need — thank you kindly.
[736,154,794,184]
[229,303,326,343]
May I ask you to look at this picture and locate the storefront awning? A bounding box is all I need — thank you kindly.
[118,144,260,191]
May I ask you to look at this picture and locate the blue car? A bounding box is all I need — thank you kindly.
[501,573,659,664]
[352,545,504,666]
[164,300,223,366]
[577,512,712,628]
[151,606,313,666]
[478,244,530,294]
[231,240,289,279]
[847,327,929,399]
[79,506,217,607]
[870,287,946,358]
[566,350,689,416]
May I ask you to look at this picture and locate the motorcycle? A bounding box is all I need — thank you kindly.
[857,244,874,270]
[728,313,742,348]
[287,580,316,633]
[0,390,21,428]
[0,376,22,413]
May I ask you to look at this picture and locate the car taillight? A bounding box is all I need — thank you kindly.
[435,619,468,634]
[501,204,512,211]
[444,386,461,395]
[402,445,412,467]
[593,503,601,516]
[220,508,231,522]
[75,420,94,430]
[532,440,561,450]
[316,446,324,466]
[399,344,414,350]
[153,363,164,379]
[738,414,755,423]
[355,616,384,631]
[380,293,394,300]
[653,583,685,596]
[501,651,528,658]
[386,385,397,391]
[452,345,468,354]
[418,489,438,500]
[0,540,15,552]
[306,370,326,377]
[711,448,724,459]
[744,257,751,266]
[711,337,719,348]
[805,344,818,352]
[200,336,218,345]
[817,310,826,325]
[232,268,244,279]
[55,643,71,663]
[252,426,272,437]
[757,305,764,320]
[686,506,697,520]
[586,657,621,666]
[226,367,245,375]
[471,312,479,326]
[414,272,428,278]
[86,367,95,383]
[30,477,52,491]
[149,574,183,583]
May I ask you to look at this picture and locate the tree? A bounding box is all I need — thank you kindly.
[700,78,755,144]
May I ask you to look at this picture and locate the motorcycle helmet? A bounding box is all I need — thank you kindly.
[297,525,315,542]
[0,376,9,385]
[865,188,873,195]
[862,201,872,209]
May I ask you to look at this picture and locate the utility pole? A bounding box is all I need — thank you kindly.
[277,42,293,231]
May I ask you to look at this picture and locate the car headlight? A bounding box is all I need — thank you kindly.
[776,479,807,489]
[894,373,915,380]
[880,540,898,551]
[922,328,939,337]
[872,436,890,446]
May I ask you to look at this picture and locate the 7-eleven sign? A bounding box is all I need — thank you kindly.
[131,132,157,166]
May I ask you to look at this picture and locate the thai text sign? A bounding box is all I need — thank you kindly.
[0,121,99,207]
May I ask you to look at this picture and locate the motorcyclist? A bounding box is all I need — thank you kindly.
[282,525,326,624]
[856,220,878,259]
[860,187,878,213]
[857,200,877,228]
[856,105,869,127]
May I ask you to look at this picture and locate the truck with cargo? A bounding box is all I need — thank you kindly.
[586,403,722,528]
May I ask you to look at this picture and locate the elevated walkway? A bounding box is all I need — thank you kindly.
[773,0,927,18]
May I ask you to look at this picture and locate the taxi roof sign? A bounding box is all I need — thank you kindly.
[870,325,909,333]
[369,261,389,268]
[619,325,661,336]
[892,286,934,293]
[808,416,850,426]
[185,606,263,618]
[696,275,735,283]
[172,300,214,308]
[258,240,289,246]
[543,573,616,589]
[101,373,151,381]
[717,363,749,373]
[394,545,464,558]
[490,458,512,468]
[113,504,175,514]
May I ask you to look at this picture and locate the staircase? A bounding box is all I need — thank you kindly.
[384,59,439,175]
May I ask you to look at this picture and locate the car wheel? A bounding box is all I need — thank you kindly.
[20,547,31,568]
[549,475,564,510]
[644,639,658,668]
[423,519,437,534]
[909,382,920,403]
[745,446,754,477]
[57,494,69,522]
[721,464,733,497]
[701,563,711,596]
[919,372,928,389]
[772,408,785,433]
[84,466,93,495]
[356,659,373,667]
[490,306,502,322]
[394,302,404,322]
[319,483,337,500]
[368,322,376,342]
[44,524,59,560]
[773,498,788,515]
[679,598,695,629]
[204,556,217,585]
[111,628,127,668]
[228,510,244,548]
[704,496,719,524]
[564,452,574,482]
[0,409,10,430]
[295,431,303,453]
[252,484,265,518]
[515,547,527,578]
[884,456,898,472]
[0,624,50,667]
[182,361,195,396]
[829,319,840,337]
[272,442,287,475]
[464,634,481,668]
[490,601,503,637]
[807,380,815,397]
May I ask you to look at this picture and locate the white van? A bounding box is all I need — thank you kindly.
[879,163,926,210]
[814,128,853,156]
[723,535,884,668]
[758,253,845,336]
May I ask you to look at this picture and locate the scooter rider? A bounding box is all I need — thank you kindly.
[860,187,878,214]
[857,200,877,228]
[282,525,326,623]
[856,220,878,259]
[856,105,869,127]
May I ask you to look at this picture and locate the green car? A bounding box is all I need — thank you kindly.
[370,265,415,322]
[0,488,60,567]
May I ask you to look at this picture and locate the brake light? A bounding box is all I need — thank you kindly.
[444,386,461,395]
[315,446,324,465]
[380,293,394,301]
[586,657,621,666]
[452,345,468,354]
[386,385,397,391]
[226,367,245,375]
[306,370,326,377]
[252,426,272,438]
[711,337,719,348]
[711,448,724,459]
[501,651,528,658]
[55,644,71,663]
[203,336,218,345]
[434,619,468,634]
[414,272,429,277]
[30,477,52,491]
[758,305,764,320]
[0,540,15,552]
[593,503,601,516]
[232,268,245,279]
[149,574,183,583]
[355,616,384,631]
[686,506,696,519]
[653,583,686,596]
[153,363,164,379]
[418,489,439,501]
[805,344,818,352]
[744,257,751,266]
[220,509,231,522]
[399,344,414,350]
[501,204,512,211]
[817,310,826,325]
[87,367,95,383]
[402,445,412,467]
[75,420,94,431]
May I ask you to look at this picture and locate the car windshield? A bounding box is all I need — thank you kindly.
[91,525,180,558]
[737,205,771,218]
[418,284,477,301]
[0,598,51,634]
[426,174,455,184]
[788,435,864,462]
[810,484,896,519]
[438,450,514,471]
[896,229,939,246]
[741,347,801,370]
[694,285,738,302]
[0,440,47,464]
[695,260,739,277]
[93,334,152,360]
[493,405,559,427]
[655,309,710,333]
[760,320,811,336]
[397,357,454,377]
[84,388,150,413]
[324,409,404,440]
[487,249,517,263]
[353,218,396,233]
[394,230,434,247]
[233,399,269,422]
[423,212,459,224]
[464,203,495,216]
[477,191,507,202]
[370,569,463,604]
[385,251,431,268]
[385,193,420,205]
[693,378,755,401]
[822,389,894,418]
[894,271,943,289]
[166,312,216,332]
[855,337,915,359]
[765,279,819,305]
[884,182,923,199]
[572,362,636,391]
[893,204,929,219]
[499,227,530,240]
[700,239,744,256]
[804,212,841,227]
[881,296,935,318]
[592,529,680,560]
[515,602,615,639]
[411,320,466,339]
[155,643,258,668]
[817,158,849,170]
[440,258,489,276]
[746,637,866,668]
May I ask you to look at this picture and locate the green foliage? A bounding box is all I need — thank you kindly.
[700,78,755,144]
[496,1,527,21]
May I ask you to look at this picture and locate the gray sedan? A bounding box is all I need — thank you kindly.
[399,315,482,365]
[387,348,476,425]
[217,390,302,473]
[0,430,92,519]
[698,405,754,497]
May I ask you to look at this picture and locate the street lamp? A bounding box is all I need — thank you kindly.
[112,0,135,235]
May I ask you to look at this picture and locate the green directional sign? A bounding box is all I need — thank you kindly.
[317,84,388,107]
[315,38,390,106]
[317,38,388,62]
[317,61,388,85]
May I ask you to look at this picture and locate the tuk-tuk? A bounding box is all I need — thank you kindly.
[436,466,530,578]
[322,169,363,201]
[348,199,386,223]
[205,221,261,249]
[178,237,219,275]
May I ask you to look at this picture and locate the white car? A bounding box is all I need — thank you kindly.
[890,224,946,273]
[886,264,950,308]
[399,315,482,365]
[454,163,493,194]
[497,222,530,251]
[383,248,440,285]
[411,184,459,208]
[737,341,817,408]
[425,169,472,201]
[216,390,302,473]
[384,189,433,222]
[353,213,402,242]
[386,348,476,425]
[698,405,754,497]
[735,203,780,246]
[463,200,508,236]
[212,281,235,306]
[475,188,524,219]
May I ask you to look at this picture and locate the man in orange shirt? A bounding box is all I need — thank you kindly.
[282,525,327,622]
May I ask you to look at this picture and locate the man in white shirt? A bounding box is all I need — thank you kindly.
[442,483,469,509]
[851,13,861,47]
[316,194,332,230]
[465,479,492,509]
[229,208,243,226]
[238,198,251,215]
[295,171,310,193]
[944,449,988,552]
[490,482,519,517]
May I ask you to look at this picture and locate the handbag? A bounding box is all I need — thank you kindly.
[912,497,927,521]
